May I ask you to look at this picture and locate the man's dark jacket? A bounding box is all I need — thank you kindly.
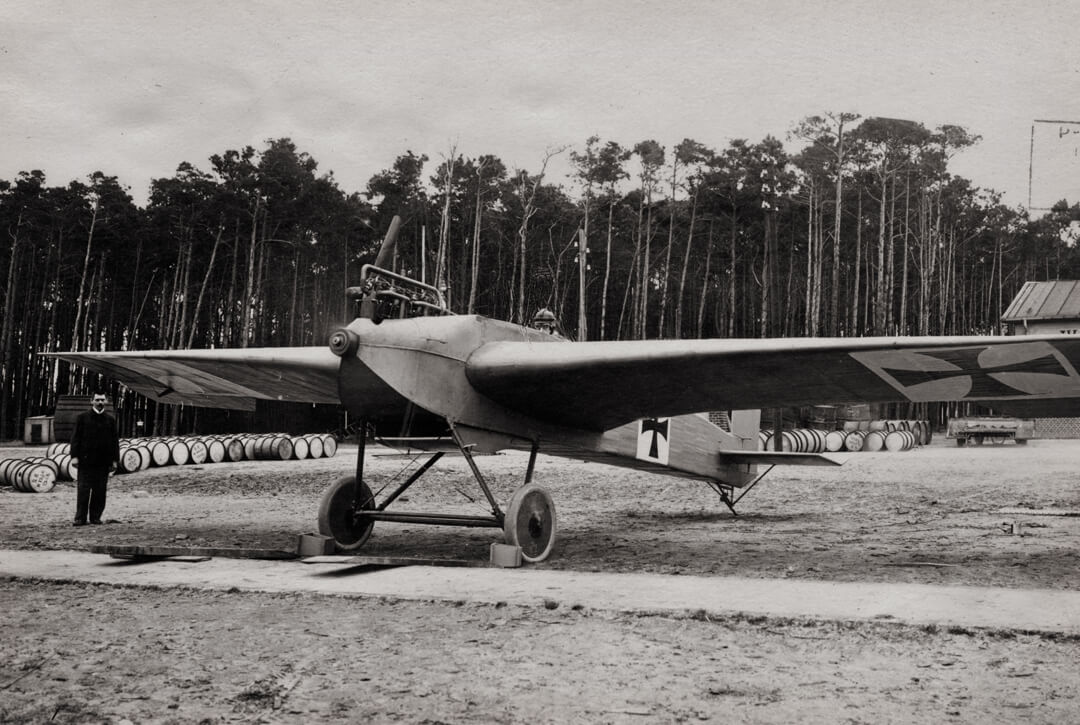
[70,410,120,468]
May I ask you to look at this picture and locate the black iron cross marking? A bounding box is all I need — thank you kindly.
[882,348,1070,398]
[641,418,669,459]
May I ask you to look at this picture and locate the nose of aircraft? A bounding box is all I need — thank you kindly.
[328,328,359,357]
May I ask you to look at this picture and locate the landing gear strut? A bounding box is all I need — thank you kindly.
[704,464,775,516]
[316,421,557,562]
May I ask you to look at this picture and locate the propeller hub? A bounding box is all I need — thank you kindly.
[329,328,359,357]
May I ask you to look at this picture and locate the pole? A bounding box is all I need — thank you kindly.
[421,226,427,285]
[578,228,588,341]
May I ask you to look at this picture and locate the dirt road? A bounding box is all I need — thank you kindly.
[2,438,1079,722]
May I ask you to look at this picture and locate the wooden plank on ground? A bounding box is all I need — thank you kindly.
[300,555,487,568]
[998,509,1080,517]
[88,545,299,560]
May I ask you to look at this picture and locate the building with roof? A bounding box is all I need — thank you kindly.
[1002,280,1080,336]
[1001,280,1080,437]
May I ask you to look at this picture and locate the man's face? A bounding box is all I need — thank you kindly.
[92,395,107,413]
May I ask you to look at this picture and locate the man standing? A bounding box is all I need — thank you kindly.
[70,392,120,526]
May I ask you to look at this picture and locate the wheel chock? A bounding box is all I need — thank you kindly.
[297,533,336,556]
[490,543,522,568]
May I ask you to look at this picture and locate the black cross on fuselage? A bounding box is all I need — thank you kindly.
[882,347,1069,398]
[641,418,669,459]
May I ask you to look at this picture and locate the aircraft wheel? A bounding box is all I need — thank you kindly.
[504,484,557,563]
[317,475,375,552]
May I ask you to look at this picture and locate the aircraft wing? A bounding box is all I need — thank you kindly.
[466,335,1080,431]
[48,347,341,411]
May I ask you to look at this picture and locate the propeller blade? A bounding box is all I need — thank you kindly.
[374,215,402,269]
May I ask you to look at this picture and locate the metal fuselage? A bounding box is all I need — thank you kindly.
[336,314,760,487]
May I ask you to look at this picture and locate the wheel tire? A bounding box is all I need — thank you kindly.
[1016,439,1028,446]
[317,475,375,552]
[504,484,557,563]
[956,438,966,447]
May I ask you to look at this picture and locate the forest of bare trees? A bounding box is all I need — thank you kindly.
[3,116,1080,438]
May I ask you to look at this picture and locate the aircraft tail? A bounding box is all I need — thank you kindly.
[728,409,761,448]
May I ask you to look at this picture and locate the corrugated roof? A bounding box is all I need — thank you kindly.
[1002,280,1080,321]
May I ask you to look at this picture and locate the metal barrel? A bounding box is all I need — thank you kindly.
[117,445,143,474]
[254,434,294,461]
[0,458,21,486]
[824,430,846,452]
[242,436,257,461]
[843,431,866,452]
[290,436,310,460]
[147,440,171,466]
[205,438,227,463]
[167,440,190,465]
[3,459,57,493]
[47,442,70,457]
[222,437,245,462]
[134,445,152,470]
[884,429,917,452]
[320,434,338,458]
[306,435,324,459]
[24,456,60,477]
[49,453,77,481]
[187,439,209,465]
[862,430,886,452]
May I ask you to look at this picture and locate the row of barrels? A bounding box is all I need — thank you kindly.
[46,433,339,475]
[0,456,60,493]
[760,423,923,453]
[838,419,932,445]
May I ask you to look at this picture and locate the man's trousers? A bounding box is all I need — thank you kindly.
[75,466,109,523]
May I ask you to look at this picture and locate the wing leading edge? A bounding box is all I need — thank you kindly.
[465,335,1080,431]
[48,347,341,410]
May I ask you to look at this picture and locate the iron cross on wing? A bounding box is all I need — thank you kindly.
[851,342,1080,401]
[881,347,1069,398]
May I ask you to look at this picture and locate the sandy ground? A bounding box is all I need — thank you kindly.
[2,438,1080,722]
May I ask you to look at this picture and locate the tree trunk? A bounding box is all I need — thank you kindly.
[696,219,714,339]
[468,164,486,315]
[600,198,615,340]
[852,190,863,335]
[674,187,699,339]
[186,227,224,348]
[899,174,911,334]
[829,119,847,336]
[68,198,99,391]
[241,198,260,348]
[0,214,22,438]
[657,157,679,338]
[761,213,772,338]
[728,212,737,338]
[874,171,888,334]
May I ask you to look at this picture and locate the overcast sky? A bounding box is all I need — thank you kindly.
[3,0,1079,208]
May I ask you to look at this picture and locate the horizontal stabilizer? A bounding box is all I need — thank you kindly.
[717,451,845,467]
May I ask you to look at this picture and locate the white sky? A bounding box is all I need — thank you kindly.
[2,0,1079,208]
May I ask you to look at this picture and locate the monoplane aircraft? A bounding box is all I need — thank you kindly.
[53,221,1080,561]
